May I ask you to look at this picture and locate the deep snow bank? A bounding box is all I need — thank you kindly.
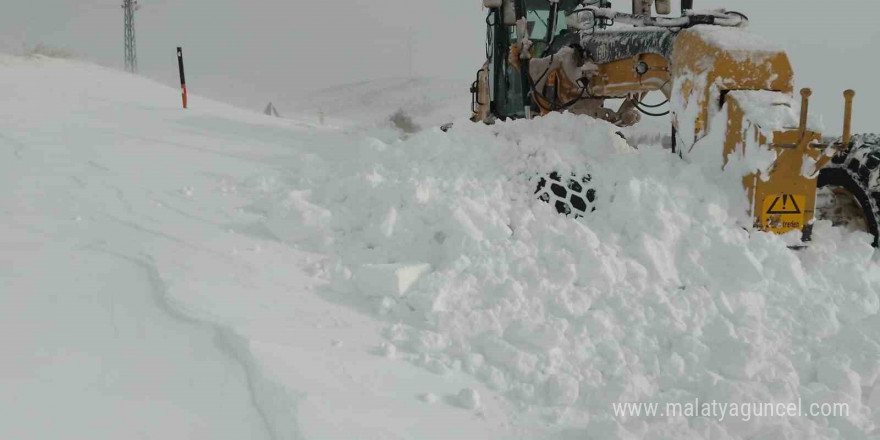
[1,55,523,440]
[7,52,880,439]
[264,111,880,439]
[0,55,275,439]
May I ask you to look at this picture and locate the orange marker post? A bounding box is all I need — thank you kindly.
[177,47,188,109]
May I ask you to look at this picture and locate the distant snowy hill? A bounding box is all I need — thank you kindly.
[3,55,880,440]
[281,77,468,129]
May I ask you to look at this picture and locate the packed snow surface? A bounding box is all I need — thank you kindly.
[3,55,880,439]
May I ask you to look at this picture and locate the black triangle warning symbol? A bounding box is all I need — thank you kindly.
[766,194,802,215]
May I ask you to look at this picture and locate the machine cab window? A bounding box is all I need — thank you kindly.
[496,0,581,118]
[511,0,582,55]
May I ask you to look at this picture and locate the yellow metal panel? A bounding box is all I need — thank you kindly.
[671,28,794,147]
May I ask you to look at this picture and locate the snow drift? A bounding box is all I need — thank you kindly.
[262,108,880,438]
[3,54,880,439]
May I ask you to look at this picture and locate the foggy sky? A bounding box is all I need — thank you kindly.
[1,0,877,133]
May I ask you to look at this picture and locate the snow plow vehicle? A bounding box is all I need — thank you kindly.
[470,0,880,247]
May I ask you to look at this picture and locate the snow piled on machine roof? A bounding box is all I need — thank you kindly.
[691,24,783,53]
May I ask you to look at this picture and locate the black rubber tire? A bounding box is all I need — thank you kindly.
[534,171,599,219]
[817,134,880,247]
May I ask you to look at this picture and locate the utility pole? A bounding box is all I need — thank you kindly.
[122,0,139,73]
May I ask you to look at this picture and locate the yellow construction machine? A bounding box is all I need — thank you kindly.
[471,0,880,246]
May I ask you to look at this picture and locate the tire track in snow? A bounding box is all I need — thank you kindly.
[93,246,304,440]
[87,246,303,440]
[103,213,235,261]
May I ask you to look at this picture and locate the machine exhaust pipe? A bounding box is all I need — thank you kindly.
[682,0,693,14]
[799,88,812,138]
[842,90,855,145]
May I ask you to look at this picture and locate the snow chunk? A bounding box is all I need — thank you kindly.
[375,342,397,358]
[354,263,432,297]
[264,190,333,246]
[454,388,481,410]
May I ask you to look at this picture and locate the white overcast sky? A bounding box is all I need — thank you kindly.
[1,0,877,133]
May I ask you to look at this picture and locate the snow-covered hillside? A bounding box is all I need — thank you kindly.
[0,56,509,440]
[3,55,880,440]
[281,77,467,130]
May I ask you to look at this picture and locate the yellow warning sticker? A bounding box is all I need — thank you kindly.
[761,194,806,234]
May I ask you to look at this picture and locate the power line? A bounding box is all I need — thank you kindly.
[122,0,139,73]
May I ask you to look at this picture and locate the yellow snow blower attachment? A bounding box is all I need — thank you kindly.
[723,88,854,236]
[671,27,857,237]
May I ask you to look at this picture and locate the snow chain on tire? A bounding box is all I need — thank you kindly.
[817,134,880,247]
[535,171,599,218]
